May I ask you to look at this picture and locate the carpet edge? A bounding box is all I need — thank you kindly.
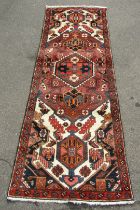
[45,5,107,8]
[7,196,135,206]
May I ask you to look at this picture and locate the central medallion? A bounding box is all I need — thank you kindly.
[57,135,87,169]
[55,53,94,87]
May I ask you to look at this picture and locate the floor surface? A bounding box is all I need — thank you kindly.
[0,0,140,209]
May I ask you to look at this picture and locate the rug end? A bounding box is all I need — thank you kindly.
[7,196,135,206]
[45,5,107,9]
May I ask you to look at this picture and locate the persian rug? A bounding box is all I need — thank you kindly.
[7,5,134,205]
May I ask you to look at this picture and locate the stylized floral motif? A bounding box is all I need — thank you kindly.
[80,166,91,177]
[52,165,64,177]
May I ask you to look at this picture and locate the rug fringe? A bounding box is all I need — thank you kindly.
[45,5,107,9]
[7,196,135,206]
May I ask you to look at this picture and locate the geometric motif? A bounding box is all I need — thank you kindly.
[8,6,134,204]
[57,135,87,169]
[55,53,94,86]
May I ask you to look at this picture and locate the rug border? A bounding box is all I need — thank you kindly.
[105,8,134,201]
[7,5,134,204]
[7,5,49,199]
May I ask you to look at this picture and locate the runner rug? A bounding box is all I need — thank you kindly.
[7,6,134,205]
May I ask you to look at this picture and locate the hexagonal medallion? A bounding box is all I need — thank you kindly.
[57,135,87,169]
[55,53,94,87]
